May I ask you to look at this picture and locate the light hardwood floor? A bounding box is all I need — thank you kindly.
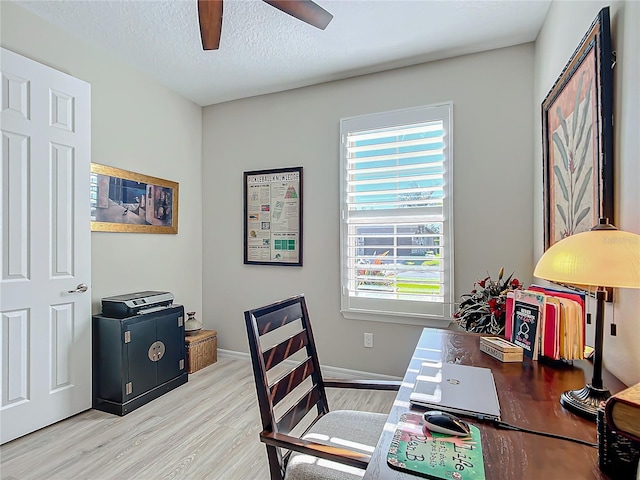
[0,355,397,480]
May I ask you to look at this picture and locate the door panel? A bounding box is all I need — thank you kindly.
[50,303,73,389]
[1,309,29,406]
[0,48,91,444]
[51,143,75,277]
[2,131,29,280]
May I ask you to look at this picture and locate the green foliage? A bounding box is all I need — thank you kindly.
[552,71,594,239]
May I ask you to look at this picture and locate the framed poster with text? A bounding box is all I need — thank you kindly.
[243,167,303,266]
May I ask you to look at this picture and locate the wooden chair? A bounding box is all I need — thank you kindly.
[244,294,401,480]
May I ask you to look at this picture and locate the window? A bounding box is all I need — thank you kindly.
[340,103,454,325]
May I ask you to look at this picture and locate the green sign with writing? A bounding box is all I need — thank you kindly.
[387,413,486,480]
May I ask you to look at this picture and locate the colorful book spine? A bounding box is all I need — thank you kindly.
[504,291,515,340]
[506,286,586,362]
[541,300,560,360]
[528,284,585,361]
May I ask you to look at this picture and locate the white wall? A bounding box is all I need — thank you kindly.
[202,44,535,376]
[534,0,640,385]
[1,2,204,317]
[10,0,633,385]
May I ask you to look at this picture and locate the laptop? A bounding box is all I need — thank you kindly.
[409,362,501,421]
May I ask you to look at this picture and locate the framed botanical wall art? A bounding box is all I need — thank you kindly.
[90,163,179,233]
[541,7,614,251]
[243,166,303,266]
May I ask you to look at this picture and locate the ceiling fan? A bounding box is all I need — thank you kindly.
[198,0,333,50]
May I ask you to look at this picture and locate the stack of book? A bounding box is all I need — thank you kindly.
[504,285,585,361]
[598,383,640,479]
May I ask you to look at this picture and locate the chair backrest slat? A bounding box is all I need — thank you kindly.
[276,384,321,435]
[263,330,308,370]
[270,356,314,407]
[245,294,330,480]
[255,301,303,335]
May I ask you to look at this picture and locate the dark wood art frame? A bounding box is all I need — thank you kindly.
[90,163,179,234]
[243,166,303,266]
[541,7,614,251]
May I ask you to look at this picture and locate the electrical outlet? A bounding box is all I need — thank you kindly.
[364,332,374,348]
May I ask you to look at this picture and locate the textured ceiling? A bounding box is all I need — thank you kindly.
[14,0,551,107]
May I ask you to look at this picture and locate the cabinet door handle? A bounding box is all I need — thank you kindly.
[68,283,88,294]
[148,341,165,362]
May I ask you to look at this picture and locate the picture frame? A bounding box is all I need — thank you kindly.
[541,7,613,251]
[90,163,179,234]
[243,167,303,266]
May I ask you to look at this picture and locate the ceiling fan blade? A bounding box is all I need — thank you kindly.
[198,0,223,50]
[263,0,333,30]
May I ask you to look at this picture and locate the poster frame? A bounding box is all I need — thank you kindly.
[243,166,303,267]
[541,7,613,251]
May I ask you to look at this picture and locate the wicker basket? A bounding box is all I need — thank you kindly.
[185,329,217,374]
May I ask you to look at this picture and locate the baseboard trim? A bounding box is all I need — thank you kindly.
[218,349,249,361]
[218,349,401,381]
[321,363,402,381]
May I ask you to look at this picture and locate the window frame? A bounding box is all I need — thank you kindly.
[339,102,454,326]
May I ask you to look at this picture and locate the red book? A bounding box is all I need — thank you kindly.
[541,300,560,360]
[504,291,515,340]
[529,285,585,360]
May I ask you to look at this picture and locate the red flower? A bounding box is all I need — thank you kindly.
[488,298,498,313]
[454,268,524,334]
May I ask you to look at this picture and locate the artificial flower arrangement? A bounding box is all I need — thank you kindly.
[453,267,523,335]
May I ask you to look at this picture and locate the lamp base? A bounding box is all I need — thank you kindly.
[560,384,611,421]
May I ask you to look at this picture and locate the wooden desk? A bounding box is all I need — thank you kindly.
[363,328,625,479]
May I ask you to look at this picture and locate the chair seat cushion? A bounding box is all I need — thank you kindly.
[284,410,387,480]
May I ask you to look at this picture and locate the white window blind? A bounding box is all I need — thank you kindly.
[340,103,454,324]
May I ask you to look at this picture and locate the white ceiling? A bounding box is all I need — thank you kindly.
[15,0,551,107]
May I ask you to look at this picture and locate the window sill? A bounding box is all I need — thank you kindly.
[341,309,453,327]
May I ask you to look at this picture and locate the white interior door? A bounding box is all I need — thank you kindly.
[1,48,91,444]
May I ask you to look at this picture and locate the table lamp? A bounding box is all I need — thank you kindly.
[533,218,640,420]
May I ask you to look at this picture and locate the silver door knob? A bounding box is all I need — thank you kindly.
[68,283,88,293]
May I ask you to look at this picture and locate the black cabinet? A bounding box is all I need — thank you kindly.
[92,305,188,415]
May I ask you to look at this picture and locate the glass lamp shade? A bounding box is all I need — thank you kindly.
[534,220,640,420]
[534,228,640,289]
